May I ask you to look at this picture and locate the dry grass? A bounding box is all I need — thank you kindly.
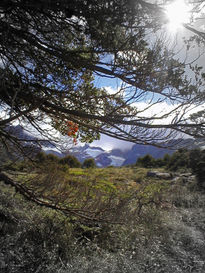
[0,166,205,272]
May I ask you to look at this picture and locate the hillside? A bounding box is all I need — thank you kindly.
[0,166,205,272]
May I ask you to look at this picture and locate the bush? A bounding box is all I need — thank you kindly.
[136,153,172,169]
[189,149,205,187]
[136,154,155,168]
[167,149,190,172]
[59,155,81,168]
[82,158,96,168]
[46,153,60,162]
[36,152,60,163]
[162,153,171,166]
[35,151,47,162]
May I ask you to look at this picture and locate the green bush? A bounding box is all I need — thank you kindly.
[167,149,190,172]
[162,153,171,166]
[35,151,47,162]
[59,155,81,168]
[46,153,60,162]
[136,153,172,168]
[136,154,156,168]
[82,158,96,168]
[189,149,205,187]
[35,152,60,163]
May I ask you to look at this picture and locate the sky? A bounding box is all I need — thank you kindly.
[90,134,134,151]
[89,0,205,151]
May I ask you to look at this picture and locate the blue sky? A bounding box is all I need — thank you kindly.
[89,18,205,151]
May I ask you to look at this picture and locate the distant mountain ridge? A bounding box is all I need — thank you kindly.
[6,125,205,167]
[69,139,198,167]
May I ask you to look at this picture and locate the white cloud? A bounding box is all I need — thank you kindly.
[104,86,121,95]
[132,101,204,125]
[90,134,134,151]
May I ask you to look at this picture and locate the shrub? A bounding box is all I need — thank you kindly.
[136,154,155,168]
[167,149,190,172]
[59,155,81,168]
[82,158,96,168]
[162,153,171,166]
[154,158,165,168]
[46,153,60,162]
[35,151,47,162]
[189,149,205,187]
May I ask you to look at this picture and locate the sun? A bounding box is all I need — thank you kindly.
[165,0,191,32]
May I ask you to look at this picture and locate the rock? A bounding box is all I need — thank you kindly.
[171,177,181,183]
[187,175,196,182]
[156,172,172,179]
[147,171,172,179]
[171,174,196,184]
[179,173,192,178]
[147,171,158,177]
[178,173,196,184]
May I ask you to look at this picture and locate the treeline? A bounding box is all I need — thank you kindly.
[36,152,96,169]
[5,151,96,171]
[136,148,205,187]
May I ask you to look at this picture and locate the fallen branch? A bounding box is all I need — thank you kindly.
[0,172,122,224]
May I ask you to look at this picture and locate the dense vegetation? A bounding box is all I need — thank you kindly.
[35,152,94,169]
[136,148,205,187]
[1,158,205,272]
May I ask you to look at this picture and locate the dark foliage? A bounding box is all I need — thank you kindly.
[167,149,190,171]
[59,155,81,168]
[138,148,205,188]
[136,153,171,168]
[82,158,96,168]
[189,149,205,187]
[136,154,156,168]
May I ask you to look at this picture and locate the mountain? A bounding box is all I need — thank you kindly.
[4,125,63,158]
[70,144,125,167]
[5,125,205,167]
[70,138,203,167]
[123,144,173,166]
[70,144,174,167]
[122,139,196,166]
